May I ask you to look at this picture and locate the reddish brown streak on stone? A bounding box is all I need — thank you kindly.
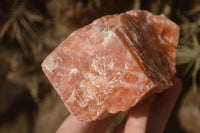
[41,10,179,122]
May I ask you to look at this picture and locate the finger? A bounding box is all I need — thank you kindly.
[112,117,126,133]
[56,114,115,133]
[120,96,155,133]
[146,77,182,133]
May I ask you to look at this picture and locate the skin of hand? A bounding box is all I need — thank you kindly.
[56,77,182,133]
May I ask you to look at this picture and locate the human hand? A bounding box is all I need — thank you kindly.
[56,77,182,133]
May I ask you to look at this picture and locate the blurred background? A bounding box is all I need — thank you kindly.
[0,0,199,132]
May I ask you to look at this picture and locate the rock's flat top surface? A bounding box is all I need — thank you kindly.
[42,10,179,121]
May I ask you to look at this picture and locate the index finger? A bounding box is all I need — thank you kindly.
[56,114,115,133]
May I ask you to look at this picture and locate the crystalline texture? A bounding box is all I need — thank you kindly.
[41,10,179,121]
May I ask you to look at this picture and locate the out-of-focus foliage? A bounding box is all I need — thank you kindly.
[175,1,200,132]
[176,0,200,94]
[0,0,199,133]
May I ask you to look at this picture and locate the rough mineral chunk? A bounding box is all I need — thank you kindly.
[41,10,179,121]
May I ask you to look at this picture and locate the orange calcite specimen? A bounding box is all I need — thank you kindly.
[41,10,179,121]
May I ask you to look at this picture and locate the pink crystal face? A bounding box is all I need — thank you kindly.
[41,10,179,121]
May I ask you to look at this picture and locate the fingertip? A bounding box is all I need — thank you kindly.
[168,77,183,100]
[172,77,182,92]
